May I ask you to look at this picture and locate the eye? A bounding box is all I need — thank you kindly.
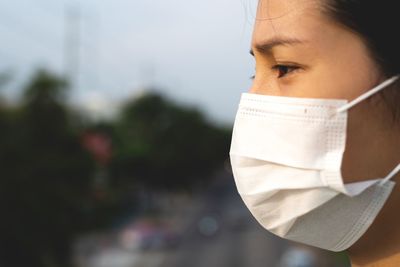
[249,64,300,80]
[272,64,300,78]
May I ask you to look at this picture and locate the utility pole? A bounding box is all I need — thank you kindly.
[64,4,81,90]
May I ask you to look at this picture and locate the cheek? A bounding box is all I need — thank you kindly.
[249,78,281,96]
[340,102,383,183]
[307,28,383,100]
[275,54,381,100]
[314,61,381,100]
[248,62,281,95]
[249,47,381,99]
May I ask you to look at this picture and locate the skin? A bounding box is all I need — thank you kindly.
[250,0,400,266]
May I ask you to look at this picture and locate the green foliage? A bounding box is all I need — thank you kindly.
[0,71,231,266]
[111,92,230,191]
[0,70,11,91]
[0,70,95,267]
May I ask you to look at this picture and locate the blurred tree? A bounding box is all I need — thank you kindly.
[0,70,11,107]
[0,70,12,91]
[111,92,231,195]
[0,70,95,267]
[0,71,232,266]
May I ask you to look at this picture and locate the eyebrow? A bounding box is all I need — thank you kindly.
[250,37,307,56]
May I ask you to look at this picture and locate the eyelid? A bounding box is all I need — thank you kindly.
[273,62,301,69]
[249,62,303,80]
[249,65,298,80]
[273,64,301,78]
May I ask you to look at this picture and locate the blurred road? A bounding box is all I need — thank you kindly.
[157,173,289,267]
[74,171,350,267]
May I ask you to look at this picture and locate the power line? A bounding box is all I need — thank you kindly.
[0,2,104,94]
[64,4,81,90]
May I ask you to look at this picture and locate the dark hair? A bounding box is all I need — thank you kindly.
[321,0,400,122]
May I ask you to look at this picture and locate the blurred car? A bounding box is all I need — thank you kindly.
[278,246,318,267]
[118,218,180,251]
[197,215,220,237]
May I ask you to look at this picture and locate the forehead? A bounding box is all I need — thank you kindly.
[253,0,324,45]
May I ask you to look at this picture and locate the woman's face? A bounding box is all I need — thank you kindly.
[251,0,396,182]
[251,0,382,99]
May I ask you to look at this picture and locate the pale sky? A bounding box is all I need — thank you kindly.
[0,0,257,124]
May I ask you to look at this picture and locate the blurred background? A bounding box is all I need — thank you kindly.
[0,0,350,266]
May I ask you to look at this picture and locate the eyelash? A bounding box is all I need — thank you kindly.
[250,64,300,80]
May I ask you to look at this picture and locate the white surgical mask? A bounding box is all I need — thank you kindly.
[230,75,400,251]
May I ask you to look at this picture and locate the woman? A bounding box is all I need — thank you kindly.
[230,1,400,266]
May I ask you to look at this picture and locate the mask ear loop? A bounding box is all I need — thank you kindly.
[380,164,400,185]
[336,75,400,114]
[331,75,400,185]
